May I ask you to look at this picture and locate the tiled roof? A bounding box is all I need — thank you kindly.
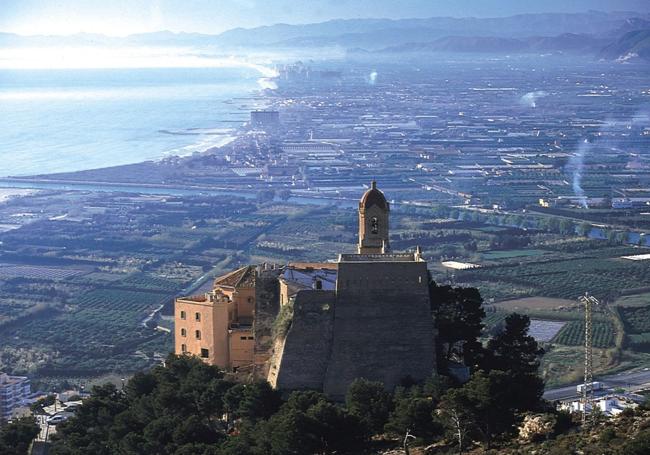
[214,265,256,288]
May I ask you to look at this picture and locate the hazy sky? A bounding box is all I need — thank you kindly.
[2,0,650,36]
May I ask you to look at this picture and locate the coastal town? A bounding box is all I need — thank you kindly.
[5,58,649,213]
[1,54,650,451]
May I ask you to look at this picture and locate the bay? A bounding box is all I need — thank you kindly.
[0,67,265,176]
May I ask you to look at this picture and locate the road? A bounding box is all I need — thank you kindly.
[543,368,650,401]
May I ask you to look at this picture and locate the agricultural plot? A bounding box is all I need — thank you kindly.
[613,293,650,308]
[551,320,616,348]
[481,249,546,260]
[619,306,650,333]
[118,273,180,293]
[618,306,650,352]
[73,289,172,313]
[457,256,650,301]
[0,264,85,280]
[628,333,650,352]
[0,287,174,376]
[495,297,577,311]
[528,319,566,342]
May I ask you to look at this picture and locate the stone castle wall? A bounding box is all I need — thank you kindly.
[269,260,437,399]
[268,290,335,391]
[253,268,282,378]
[323,260,436,399]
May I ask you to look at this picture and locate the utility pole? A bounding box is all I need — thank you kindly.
[403,429,416,455]
[579,292,599,425]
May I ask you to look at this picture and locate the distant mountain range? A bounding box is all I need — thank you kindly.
[373,33,609,55]
[599,28,650,61]
[2,11,650,62]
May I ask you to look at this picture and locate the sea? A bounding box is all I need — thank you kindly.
[0,67,266,177]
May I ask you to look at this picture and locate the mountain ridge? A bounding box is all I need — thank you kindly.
[1,11,649,61]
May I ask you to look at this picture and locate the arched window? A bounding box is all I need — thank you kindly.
[180,328,187,337]
[181,344,187,353]
[195,330,201,340]
[370,216,379,234]
[195,312,201,322]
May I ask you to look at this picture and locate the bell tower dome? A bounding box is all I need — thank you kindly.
[358,180,390,254]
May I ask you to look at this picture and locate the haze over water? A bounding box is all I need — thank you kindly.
[0,67,264,176]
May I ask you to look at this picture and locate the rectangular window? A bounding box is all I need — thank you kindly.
[240,336,247,340]
[195,330,201,340]
[200,348,209,358]
[247,336,254,340]
[195,312,201,322]
[180,310,186,320]
[181,344,187,353]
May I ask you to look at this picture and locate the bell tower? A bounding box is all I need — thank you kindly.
[358,180,390,254]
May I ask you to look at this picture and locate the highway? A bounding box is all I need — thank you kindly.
[544,368,650,401]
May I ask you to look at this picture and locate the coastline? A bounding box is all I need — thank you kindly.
[0,66,265,178]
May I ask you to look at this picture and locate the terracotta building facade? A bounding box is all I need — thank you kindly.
[174,266,257,371]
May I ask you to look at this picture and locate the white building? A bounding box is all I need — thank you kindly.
[561,394,640,417]
[0,372,31,422]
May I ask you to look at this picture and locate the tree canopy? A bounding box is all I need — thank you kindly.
[429,280,485,368]
[0,417,40,455]
[47,290,551,455]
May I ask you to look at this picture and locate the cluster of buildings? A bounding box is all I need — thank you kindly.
[175,182,437,396]
[203,61,650,211]
[561,394,642,417]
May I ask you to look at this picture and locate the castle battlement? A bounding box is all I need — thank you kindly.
[338,252,422,262]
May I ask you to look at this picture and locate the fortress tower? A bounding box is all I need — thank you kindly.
[175,183,437,397]
[268,182,437,398]
[358,180,390,254]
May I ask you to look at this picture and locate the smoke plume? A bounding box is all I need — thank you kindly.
[569,139,589,208]
[520,90,548,108]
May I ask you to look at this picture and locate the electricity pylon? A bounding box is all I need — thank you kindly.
[579,292,599,424]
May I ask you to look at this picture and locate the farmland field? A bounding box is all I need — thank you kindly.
[613,293,650,308]
[0,264,86,280]
[551,320,616,348]
[481,249,547,260]
[628,333,650,352]
[528,319,566,342]
[73,288,171,313]
[619,306,650,334]
[494,297,577,311]
[457,255,650,301]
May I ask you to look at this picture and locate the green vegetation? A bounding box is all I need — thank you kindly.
[613,293,650,308]
[552,320,616,348]
[50,310,548,455]
[481,249,546,260]
[620,306,650,333]
[272,301,294,339]
[430,281,485,365]
[618,305,650,352]
[458,257,650,301]
[0,417,40,455]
